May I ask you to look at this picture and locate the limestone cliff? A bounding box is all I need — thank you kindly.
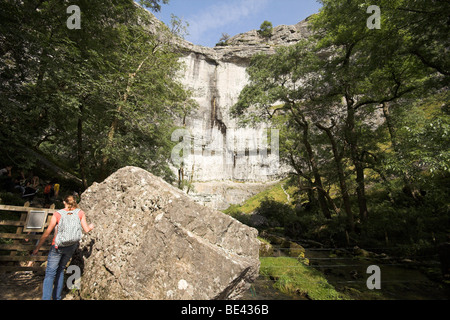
[144,9,313,208]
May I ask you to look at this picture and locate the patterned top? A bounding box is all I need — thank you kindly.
[52,209,85,246]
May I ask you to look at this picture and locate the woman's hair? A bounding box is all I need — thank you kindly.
[64,195,78,210]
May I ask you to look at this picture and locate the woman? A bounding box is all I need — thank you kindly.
[33,195,94,300]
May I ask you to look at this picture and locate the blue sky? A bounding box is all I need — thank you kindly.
[153,0,323,47]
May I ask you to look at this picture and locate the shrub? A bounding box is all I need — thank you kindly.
[224,204,251,225]
[254,197,295,227]
[258,20,273,38]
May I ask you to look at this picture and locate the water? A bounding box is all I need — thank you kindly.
[241,275,308,300]
[305,248,450,300]
[242,244,450,300]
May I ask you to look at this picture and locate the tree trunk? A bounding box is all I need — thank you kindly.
[382,102,398,150]
[289,154,316,208]
[316,122,354,231]
[77,104,88,190]
[101,56,150,174]
[346,105,368,222]
[301,120,332,219]
[289,104,331,219]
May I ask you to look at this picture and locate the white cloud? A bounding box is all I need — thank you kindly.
[186,0,269,44]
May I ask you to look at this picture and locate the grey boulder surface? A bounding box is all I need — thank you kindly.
[74,166,260,300]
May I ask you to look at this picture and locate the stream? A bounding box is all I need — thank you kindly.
[304,247,449,300]
[242,243,450,300]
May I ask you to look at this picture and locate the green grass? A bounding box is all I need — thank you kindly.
[260,257,347,300]
[224,179,296,215]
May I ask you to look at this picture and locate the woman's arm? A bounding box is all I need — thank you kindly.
[32,215,57,255]
[80,212,94,233]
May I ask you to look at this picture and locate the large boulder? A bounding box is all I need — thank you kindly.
[74,166,260,300]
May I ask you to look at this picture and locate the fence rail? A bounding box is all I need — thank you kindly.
[0,203,55,273]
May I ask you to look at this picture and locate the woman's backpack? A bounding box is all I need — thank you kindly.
[55,209,82,248]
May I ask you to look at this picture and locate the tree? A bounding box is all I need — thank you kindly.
[233,43,334,220]
[169,13,190,39]
[258,20,273,39]
[138,0,170,13]
[233,0,448,235]
[0,0,194,188]
[310,0,448,220]
[216,33,231,46]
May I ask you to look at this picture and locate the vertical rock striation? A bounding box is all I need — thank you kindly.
[169,18,313,207]
[141,9,314,208]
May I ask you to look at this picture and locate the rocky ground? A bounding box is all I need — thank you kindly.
[0,272,77,300]
[0,272,43,300]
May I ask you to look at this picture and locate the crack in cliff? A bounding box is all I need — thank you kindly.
[103,264,115,277]
[209,63,227,136]
[211,96,227,136]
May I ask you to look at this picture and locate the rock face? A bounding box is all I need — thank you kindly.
[176,51,284,185]
[138,10,313,209]
[165,17,314,208]
[75,166,260,300]
[168,16,312,185]
[225,18,313,50]
[189,180,279,211]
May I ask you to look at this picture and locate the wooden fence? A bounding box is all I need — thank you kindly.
[0,204,55,273]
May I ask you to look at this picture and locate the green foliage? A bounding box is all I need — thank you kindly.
[260,257,345,300]
[255,197,296,227]
[216,33,231,47]
[233,0,449,251]
[137,0,169,13]
[223,180,293,215]
[225,205,251,226]
[258,20,273,39]
[394,95,450,177]
[0,192,25,207]
[0,0,194,187]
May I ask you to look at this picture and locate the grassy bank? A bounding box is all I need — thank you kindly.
[224,179,295,215]
[260,257,346,300]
